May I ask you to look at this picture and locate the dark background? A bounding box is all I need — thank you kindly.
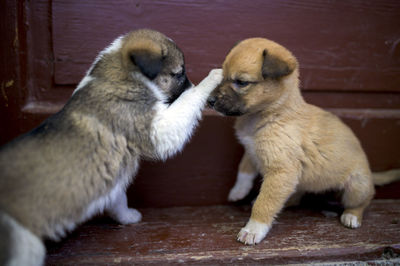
[1,0,399,207]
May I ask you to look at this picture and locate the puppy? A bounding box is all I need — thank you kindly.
[208,37,400,245]
[0,29,222,265]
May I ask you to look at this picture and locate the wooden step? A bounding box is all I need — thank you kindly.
[46,199,400,265]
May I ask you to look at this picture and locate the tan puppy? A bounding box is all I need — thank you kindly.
[208,38,400,245]
[0,29,222,265]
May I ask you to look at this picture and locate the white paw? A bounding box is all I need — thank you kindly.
[113,208,142,225]
[228,184,252,202]
[206,69,223,85]
[237,219,270,245]
[340,213,361,228]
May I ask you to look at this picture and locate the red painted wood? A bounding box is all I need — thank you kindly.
[0,0,58,144]
[1,2,398,262]
[45,200,400,265]
[0,0,25,143]
[52,0,400,91]
[0,1,399,209]
[303,91,400,109]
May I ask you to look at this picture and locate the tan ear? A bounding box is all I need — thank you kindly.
[261,49,294,79]
[123,39,166,80]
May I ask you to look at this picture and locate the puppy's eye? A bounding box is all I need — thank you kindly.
[233,79,250,87]
[170,67,185,78]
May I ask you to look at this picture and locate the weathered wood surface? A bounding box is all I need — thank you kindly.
[52,0,400,91]
[46,200,400,265]
[0,0,399,209]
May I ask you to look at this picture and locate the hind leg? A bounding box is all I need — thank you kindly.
[340,172,375,228]
[107,189,142,224]
[0,212,45,266]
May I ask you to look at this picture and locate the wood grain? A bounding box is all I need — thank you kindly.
[45,200,400,265]
[52,0,400,91]
[0,0,399,209]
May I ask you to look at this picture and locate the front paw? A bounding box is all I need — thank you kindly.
[208,68,223,82]
[237,219,270,245]
[340,213,361,229]
[203,69,223,88]
[112,208,142,225]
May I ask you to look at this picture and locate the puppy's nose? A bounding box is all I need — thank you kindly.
[208,96,216,107]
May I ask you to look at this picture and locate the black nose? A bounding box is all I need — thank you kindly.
[208,96,216,107]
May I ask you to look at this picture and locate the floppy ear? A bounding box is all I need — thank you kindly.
[130,50,164,80]
[124,38,166,80]
[261,49,293,79]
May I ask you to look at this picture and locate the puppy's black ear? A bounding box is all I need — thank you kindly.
[130,50,164,80]
[261,49,293,79]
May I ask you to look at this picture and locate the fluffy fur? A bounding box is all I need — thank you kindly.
[209,37,400,245]
[0,29,222,265]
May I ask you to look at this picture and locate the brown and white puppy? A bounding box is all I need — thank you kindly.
[0,29,222,265]
[208,38,400,245]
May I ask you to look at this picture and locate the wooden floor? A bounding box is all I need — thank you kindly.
[46,199,400,265]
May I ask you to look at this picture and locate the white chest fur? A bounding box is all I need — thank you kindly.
[235,115,263,170]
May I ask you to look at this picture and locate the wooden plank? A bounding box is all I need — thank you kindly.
[303,91,400,109]
[24,0,54,102]
[21,89,400,115]
[0,109,398,207]
[52,0,400,91]
[45,200,400,265]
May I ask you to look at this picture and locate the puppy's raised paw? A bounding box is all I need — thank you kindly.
[237,219,270,245]
[199,69,223,90]
[208,68,223,83]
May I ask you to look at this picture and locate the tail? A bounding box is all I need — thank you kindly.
[0,211,45,266]
[372,169,400,186]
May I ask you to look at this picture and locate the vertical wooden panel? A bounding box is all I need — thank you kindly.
[0,0,26,144]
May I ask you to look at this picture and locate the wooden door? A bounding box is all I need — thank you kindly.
[1,0,399,207]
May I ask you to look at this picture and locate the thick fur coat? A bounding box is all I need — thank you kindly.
[0,29,222,265]
[209,37,400,245]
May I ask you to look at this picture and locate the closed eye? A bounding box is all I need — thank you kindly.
[233,79,250,88]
